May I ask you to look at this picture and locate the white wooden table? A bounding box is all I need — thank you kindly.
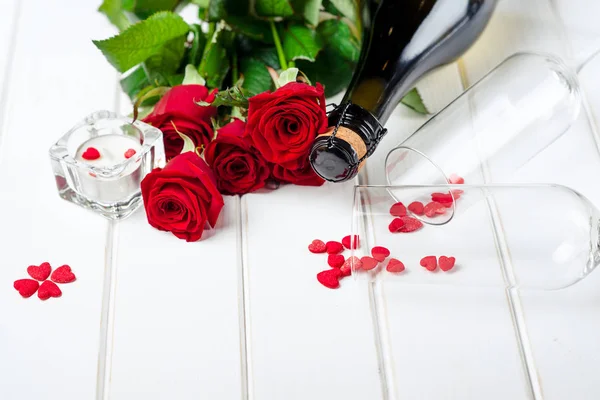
[2,1,600,399]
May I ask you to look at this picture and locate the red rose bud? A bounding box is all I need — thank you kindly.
[143,85,217,160]
[141,152,224,242]
[244,82,327,170]
[205,119,270,195]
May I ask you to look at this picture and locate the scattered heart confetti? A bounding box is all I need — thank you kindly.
[449,173,464,184]
[343,256,362,271]
[27,262,51,281]
[386,258,405,273]
[371,246,390,262]
[389,202,407,217]
[342,235,359,250]
[408,201,424,215]
[388,218,406,233]
[317,268,343,289]
[424,201,446,217]
[340,264,352,277]
[451,189,463,199]
[124,148,137,159]
[14,279,39,298]
[360,256,379,271]
[326,241,344,255]
[439,256,456,272]
[51,265,76,284]
[38,281,62,300]
[308,239,327,253]
[328,254,345,269]
[399,216,423,233]
[420,256,437,271]
[431,192,453,204]
[82,147,100,160]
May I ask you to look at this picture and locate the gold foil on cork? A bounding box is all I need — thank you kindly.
[317,126,367,170]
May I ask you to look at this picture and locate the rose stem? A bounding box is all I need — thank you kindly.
[269,21,288,71]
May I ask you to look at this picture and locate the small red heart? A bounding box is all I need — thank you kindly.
[325,241,344,254]
[342,235,359,250]
[420,256,437,271]
[342,256,362,271]
[328,254,345,268]
[439,256,456,272]
[317,268,343,289]
[38,281,62,300]
[449,173,464,184]
[408,201,424,215]
[340,264,352,277]
[51,265,76,283]
[308,239,327,253]
[124,148,137,159]
[81,147,101,160]
[424,202,446,217]
[388,218,405,233]
[371,246,390,262]
[399,216,423,233]
[389,202,407,217]
[27,262,51,281]
[431,192,453,203]
[14,279,39,298]
[386,258,405,273]
[360,256,379,271]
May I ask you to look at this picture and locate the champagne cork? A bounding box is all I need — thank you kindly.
[317,126,367,170]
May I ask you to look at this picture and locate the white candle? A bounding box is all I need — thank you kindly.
[75,134,144,204]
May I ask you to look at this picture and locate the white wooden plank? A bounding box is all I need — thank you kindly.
[243,183,383,400]
[0,0,119,399]
[108,197,243,400]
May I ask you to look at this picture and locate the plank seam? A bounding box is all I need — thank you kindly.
[238,195,251,400]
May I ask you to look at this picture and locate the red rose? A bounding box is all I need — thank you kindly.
[141,152,224,242]
[143,84,217,160]
[271,161,325,187]
[205,119,270,195]
[244,82,327,169]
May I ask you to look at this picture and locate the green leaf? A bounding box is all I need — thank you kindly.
[291,0,322,26]
[253,47,281,69]
[191,0,210,6]
[317,19,360,62]
[400,88,428,114]
[282,24,323,62]
[198,22,232,88]
[144,34,186,74]
[171,121,197,154]
[297,46,353,97]
[240,57,273,95]
[277,68,298,87]
[328,0,356,20]
[188,24,207,66]
[207,0,251,21]
[197,85,250,108]
[120,66,150,100]
[255,0,294,18]
[93,11,190,73]
[225,16,273,42]
[182,64,206,85]
[98,0,132,31]
[133,0,182,19]
[322,0,344,17]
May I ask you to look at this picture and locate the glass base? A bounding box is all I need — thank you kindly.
[58,185,142,220]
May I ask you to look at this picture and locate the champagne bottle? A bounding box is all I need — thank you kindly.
[309,0,497,182]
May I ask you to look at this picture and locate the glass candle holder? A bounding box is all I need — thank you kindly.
[385,52,581,187]
[49,110,165,219]
[350,184,600,290]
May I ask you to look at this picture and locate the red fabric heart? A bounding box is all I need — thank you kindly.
[424,202,446,217]
[431,192,453,203]
[420,256,437,271]
[82,147,100,160]
[38,281,62,300]
[326,241,344,255]
[328,254,345,268]
[14,279,39,298]
[408,201,424,215]
[449,173,464,184]
[317,268,343,289]
[389,202,407,217]
[386,258,405,273]
[51,265,76,283]
[371,246,390,262]
[398,216,423,233]
[343,256,362,271]
[341,235,359,250]
[439,256,456,272]
[308,239,327,253]
[27,262,51,281]
[360,256,379,271]
[388,218,405,233]
[340,264,352,277]
[124,148,137,159]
